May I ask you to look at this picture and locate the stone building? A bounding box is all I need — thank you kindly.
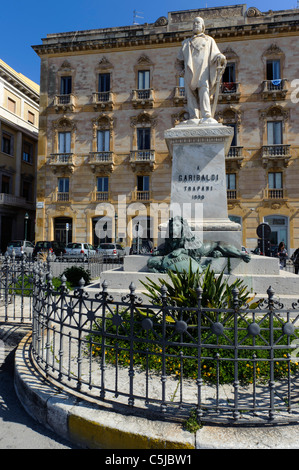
[32,4,299,252]
[0,60,39,252]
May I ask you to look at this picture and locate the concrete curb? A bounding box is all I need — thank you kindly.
[14,333,299,449]
[14,333,195,449]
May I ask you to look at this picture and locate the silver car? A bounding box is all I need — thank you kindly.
[64,242,96,261]
[6,240,34,258]
[97,243,126,262]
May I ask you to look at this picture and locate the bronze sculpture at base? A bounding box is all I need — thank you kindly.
[147,216,251,273]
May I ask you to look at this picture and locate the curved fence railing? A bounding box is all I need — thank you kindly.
[29,268,299,425]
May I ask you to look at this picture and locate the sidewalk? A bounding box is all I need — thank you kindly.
[14,332,299,449]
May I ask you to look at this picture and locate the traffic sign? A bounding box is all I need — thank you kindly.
[256,223,271,239]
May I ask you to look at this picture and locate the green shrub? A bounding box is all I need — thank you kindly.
[62,266,91,287]
[88,264,299,385]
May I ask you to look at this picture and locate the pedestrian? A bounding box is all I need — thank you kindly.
[291,248,299,274]
[277,241,288,269]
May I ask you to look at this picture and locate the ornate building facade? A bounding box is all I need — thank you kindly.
[0,60,39,252]
[33,5,299,252]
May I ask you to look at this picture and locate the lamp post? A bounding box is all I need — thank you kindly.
[136,221,140,254]
[24,213,29,241]
[115,211,118,242]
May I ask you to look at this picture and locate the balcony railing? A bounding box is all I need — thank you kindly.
[0,193,34,209]
[261,144,291,168]
[132,88,154,107]
[227,189,237,200]
[88,152,114,173]
[221,82,239,94]
[50,153,73,164]
[134,190,151,201]
[88,152,113,163]
[95,191,110,202]
[92,91,114,109]
[130,150,155,162]
[49,153,74,173]
[262,144,290,157]
[218,82,240,102]
[173,86,186,105]
[54,94,76,110]
[130,150,155,171]
[226,146,243,158]
[56,192,69,202]
[264,188,285,200]
[262,79,287,99]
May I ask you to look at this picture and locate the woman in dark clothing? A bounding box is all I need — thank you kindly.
[277,242,288,269]
[291,248,299,274]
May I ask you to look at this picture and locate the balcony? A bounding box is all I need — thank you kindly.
[173,86,186,105]
[225,146,244,169]
[261,144,291,168]
[133,190,151,202]
[92,91,114,110]
[54,94,76,112]
[218,82,241,103]
[129,150,155,171]
[261,79,287,100]
[88,152,114,173]
[0,193,34,210]
[227,189,238,200]
[49,153,75,173]
[264,188,286,200]
[54,192,70,202]
[132,89,154,108]
[94,191,110,202]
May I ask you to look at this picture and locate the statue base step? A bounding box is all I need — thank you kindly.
[84,255,299,307]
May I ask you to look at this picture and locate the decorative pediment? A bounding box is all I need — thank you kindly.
[130,111,157,128]
[92,114,114,135]
[222,47,239,61]
[137,54,153,66]
[259,104,289,122]
[262,44,284,59]
[97,57,113,69]
[52,116,76,130]
[59,60,73,71]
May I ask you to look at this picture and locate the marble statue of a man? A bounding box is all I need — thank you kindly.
[178,16,226,123]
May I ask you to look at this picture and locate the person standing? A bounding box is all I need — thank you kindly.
[291,248,299,274]
[277,241,288,269]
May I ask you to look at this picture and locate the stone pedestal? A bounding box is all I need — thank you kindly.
[164,120,241,247]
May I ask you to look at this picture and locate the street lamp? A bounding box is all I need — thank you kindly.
[114,212,118,242]
[24,213,29,241]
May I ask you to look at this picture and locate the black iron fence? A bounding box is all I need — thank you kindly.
[31,271,299,425]
[2,255,299,425]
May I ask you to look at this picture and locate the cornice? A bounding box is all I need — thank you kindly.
[0,65,39,104]
[32,19,299,56]
[32,18,299,57]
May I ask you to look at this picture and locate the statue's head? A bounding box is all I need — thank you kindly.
[193,17,205,34]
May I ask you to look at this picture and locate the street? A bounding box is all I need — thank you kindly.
[0,325,78,449]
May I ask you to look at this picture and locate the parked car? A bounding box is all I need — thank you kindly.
[5,240,35,258]
[33,241,65,260]
[97,243,126,262]
[64,242,96,261]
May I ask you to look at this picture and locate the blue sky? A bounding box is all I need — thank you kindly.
[1,0,297,85]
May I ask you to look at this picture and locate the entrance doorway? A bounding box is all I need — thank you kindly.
[54,217,72,244]
[264,215,288,251]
